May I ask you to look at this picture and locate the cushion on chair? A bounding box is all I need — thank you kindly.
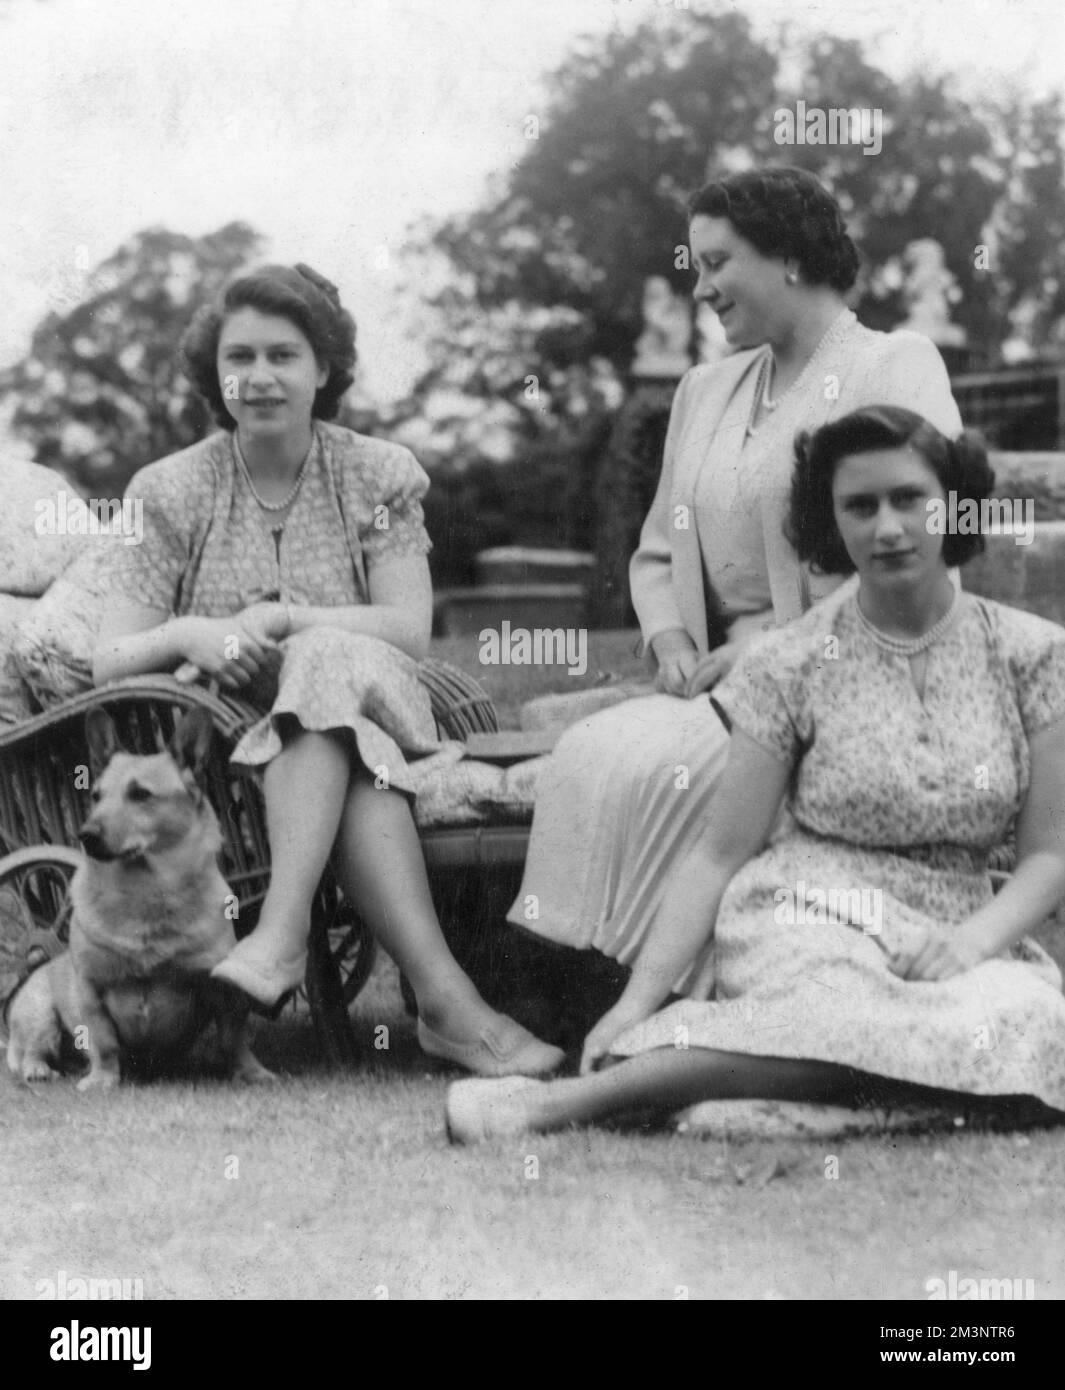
[0,593,37,724]
[0,459,83,597]
[409,744,545,828]
[12,540,124,709]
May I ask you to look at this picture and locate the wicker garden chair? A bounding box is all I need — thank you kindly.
[0,659,510,1066]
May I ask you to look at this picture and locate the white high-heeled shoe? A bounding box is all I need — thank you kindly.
[418,1017,564,1078]
[211,937,307,1014]
[445,1077,546,1143]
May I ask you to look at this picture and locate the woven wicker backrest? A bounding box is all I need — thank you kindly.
[0,661,500,904]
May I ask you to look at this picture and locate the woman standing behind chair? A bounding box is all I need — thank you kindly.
[93,263,562,1078]
[509,167,962,991]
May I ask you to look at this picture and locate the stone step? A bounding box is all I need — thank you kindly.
[474,546,595,587]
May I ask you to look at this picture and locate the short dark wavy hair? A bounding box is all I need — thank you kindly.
[688,167,860,292]
[787,405,995,573]
[182,262,357,429]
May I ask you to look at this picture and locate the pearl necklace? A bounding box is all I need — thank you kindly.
[745,309,851,438]
[855,588,960,657]
[234,432,315,513]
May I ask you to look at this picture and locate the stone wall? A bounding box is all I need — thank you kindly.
[963,522,1065,627]
[964,453,1065,627]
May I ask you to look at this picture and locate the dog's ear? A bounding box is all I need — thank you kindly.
[85,708,121,776]
[168,706,215,781]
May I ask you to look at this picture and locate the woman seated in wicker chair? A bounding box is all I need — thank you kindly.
[92,262,563,1078]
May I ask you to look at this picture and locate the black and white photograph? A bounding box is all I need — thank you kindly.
[1,0,1064,1327]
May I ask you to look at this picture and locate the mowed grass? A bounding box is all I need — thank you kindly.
[5,956,1065,1302]
[430,628,647,727]
[4,629,1065,1300]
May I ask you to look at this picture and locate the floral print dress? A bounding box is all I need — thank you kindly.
[106,422,440,792]
[611,592,1065,1110]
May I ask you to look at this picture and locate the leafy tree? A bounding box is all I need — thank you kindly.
[425,13,1064,371]
[340,265,619,586]
[986,89,1065,352]
[587,381,676,630]
[407,7,1065,622]
[0,222,264,498]
[429,9,779,370]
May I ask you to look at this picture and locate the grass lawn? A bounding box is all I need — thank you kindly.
[3,629,1065,1301]
[430,627,647,727]
[4,956,1065,1302]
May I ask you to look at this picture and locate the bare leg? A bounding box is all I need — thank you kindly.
[522,1048,860,1132]
[334,771,551,1046]
[245,728,350,958]
[221,732,562,1070]
[213,729,351,1002]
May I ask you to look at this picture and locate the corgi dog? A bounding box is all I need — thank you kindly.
[5,707,274,1090]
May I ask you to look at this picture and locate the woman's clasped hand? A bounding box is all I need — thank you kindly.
[172,605,289,690]
[651,630,744,698]
[886,922,988,983]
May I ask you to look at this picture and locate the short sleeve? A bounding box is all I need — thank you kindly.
[102,460,205,614]
[358,445,433,567]
[711,631,803,764]
[866,331,962,437]
[1001,607,1065,737]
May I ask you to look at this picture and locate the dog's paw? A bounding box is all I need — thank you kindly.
[76,1070,120,1093]
[19,1059,60,1082]
[234,1057,278,1085]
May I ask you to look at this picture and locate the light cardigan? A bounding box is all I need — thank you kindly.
[105,422,431,619]
[630,316,964,658]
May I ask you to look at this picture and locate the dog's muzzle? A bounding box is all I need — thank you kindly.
[79,827,119,862]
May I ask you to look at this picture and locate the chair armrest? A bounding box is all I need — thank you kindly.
[0,675,262,754]
[463,730,559,764]
[418,658,500,740]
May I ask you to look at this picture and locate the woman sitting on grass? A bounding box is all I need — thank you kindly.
[446,405,1065,1140]
[93,262,562,1079]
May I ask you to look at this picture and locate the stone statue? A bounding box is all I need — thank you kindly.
[631,276,693,378]
[900,239,967,348]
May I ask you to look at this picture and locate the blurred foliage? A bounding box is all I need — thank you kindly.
[406,7,1065,613]
[339,292,618,588]
[587,382,676,631]
[4,8,1064,608]
[343,367,612,591]
[423,12,1065,368]
[0,223,263,499]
